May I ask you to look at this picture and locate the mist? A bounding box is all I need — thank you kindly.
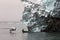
[0,0,24,21]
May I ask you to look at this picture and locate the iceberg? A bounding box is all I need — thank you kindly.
[21,0,60,32]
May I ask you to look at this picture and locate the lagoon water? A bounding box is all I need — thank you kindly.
[24,32,60,40]
[0,21,23,40]
[0,22,60,40]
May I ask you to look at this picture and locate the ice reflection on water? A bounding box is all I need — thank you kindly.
[23,32,60,40]
[0,22,60,40]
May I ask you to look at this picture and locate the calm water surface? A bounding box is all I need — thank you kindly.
[23,32,60,40]
[0,22,60,40]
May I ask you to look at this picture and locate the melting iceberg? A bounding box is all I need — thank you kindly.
[21,0,60,32]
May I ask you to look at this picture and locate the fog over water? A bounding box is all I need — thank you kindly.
[0,0,24,21]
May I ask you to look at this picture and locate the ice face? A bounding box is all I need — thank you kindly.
[22,0,58,32]
[45,0,56,12]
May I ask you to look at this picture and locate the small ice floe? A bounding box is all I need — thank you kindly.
[22,29,29,33]
[10,27,16,33]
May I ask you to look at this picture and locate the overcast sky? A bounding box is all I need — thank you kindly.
[0,0,24,21]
